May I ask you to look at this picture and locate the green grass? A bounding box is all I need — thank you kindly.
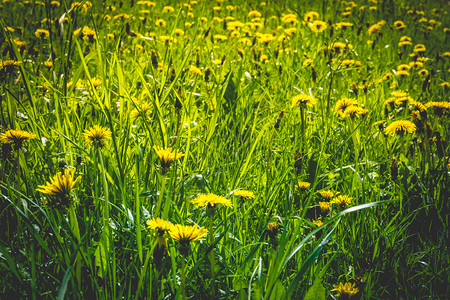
[0,0,449,299]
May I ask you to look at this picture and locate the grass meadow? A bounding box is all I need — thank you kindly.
[0,0,449,299]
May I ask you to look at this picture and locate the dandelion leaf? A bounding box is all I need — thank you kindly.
[222,71,237,105]
[95,230,110,278]
[268,280,287,300]
[304,280,325,300]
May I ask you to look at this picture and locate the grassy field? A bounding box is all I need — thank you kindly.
[0,0,449,299]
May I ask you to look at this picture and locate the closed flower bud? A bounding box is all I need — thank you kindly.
[205,67,211,82]
[274,110,285,130]
[151,50,158,69]
[390,157,398,181]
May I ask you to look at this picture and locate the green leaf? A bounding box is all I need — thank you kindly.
[304,280,325,300]
[222,71,237,104]
[57,266,72,300]
[269,280,287,300]
[95,230,110,278]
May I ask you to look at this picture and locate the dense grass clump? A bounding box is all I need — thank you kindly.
[0,0,448,299]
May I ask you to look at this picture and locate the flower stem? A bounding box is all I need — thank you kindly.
[209,210,216,296]
[155,171,166,217]
[181,259,186,300]
[69,206,82,290]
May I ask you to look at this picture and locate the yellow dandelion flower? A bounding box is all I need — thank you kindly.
[394,20,406,30]
[397,70,410,77]
[397,64,411,71]
[384,120,416,135]
[330,195,352,207]
[414,44,426,53]
[130,102,152,119]
[34,28,50,39]
[318,201,330,213]
[331,282,359,298]
[343,106,369,119]
[309,20,327,33]
[0,129,36,149]
[147,218,172,249]
[303,59,313,66]
[335,22,353,29]
[162,5,174,13]
[36,168,81,210]
[334,98,357,116]
[418,69,428,77]
[319,190,334,200]
[312,220,323,227]
[169,224,208,255]
[174,28,184,36]
[153,146,184,171]
[83,125,112,148]
[298,182,311,190]
[248,10,262,18]
[233,190,256,199]
[292,94,318,107]
[304,11,319,22]
[155,19,166,27]
[191,193,233,208]
[425,101,450,117]
[190,66,202,75]
[230,30,240,38]
[169,224,208,244]
[285,27,297,35]
[213,34,228,41]
[368,23,382,35]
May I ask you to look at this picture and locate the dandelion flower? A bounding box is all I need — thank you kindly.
[34,28,50,39]
[319,190,334,200]
[304,11,319,22]
[153,146,184,171]
[343,106,369,119]
[309,20,327,33]
[248,10,262,18]
[318,201,330,213]
[147,218,172,249]
[368,23,382,35]
[394,20,406,30]
[418,69,428,77]
[331,195,352,207]
[190,66,202,75]
[331,282,359,298]
[312,220,323,227]
[162,5,174,13]
[36,168,81,210]
[292,94,318,107]
[425,101,450,117]
[155,19,166,27]
[396,70,410,77]
[169,224,208,255]
[298,182,311,190]
[130,102,152,118]
[0,129,36,150]
[233,190,256,199]
[83,125,112,148]
[384,120,416,135]
[334,98,357,116]
[191,193,233,208]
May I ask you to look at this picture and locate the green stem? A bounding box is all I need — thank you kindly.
[98,150,111,281]
[155,172,166,217]
[181,259,186,300]
[69,206,81,291]
[209,210,216,295]
[301,107,306,152]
